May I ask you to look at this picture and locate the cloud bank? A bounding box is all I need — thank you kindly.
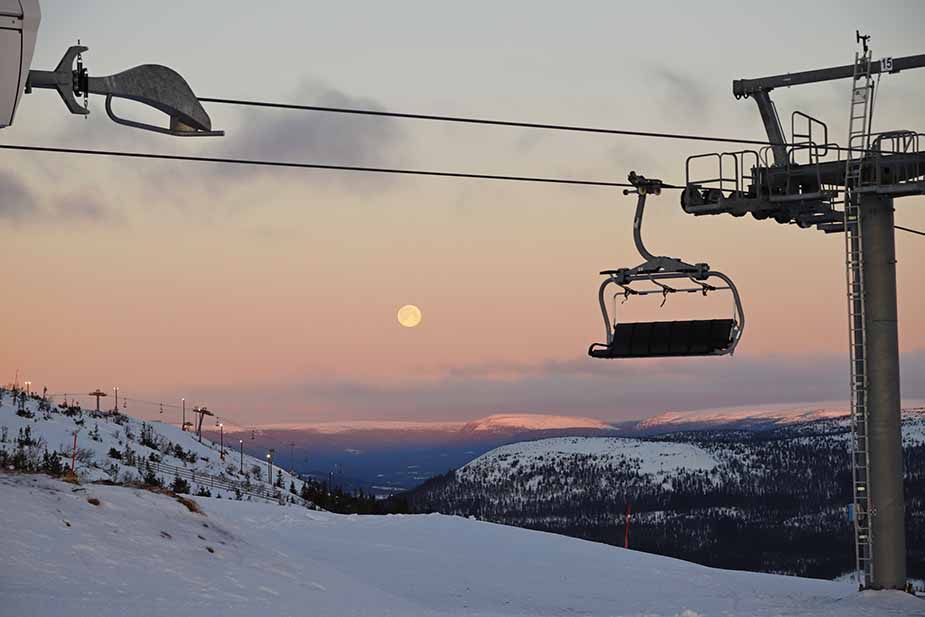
[183,351,925,423]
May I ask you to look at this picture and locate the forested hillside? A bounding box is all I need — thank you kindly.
[408,411,925,580]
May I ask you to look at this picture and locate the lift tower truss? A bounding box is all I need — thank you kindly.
[680,34,925,590]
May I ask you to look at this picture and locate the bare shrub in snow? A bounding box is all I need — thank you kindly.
[74,448,95,467]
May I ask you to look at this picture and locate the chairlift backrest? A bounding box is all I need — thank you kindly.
[591,319,737,359]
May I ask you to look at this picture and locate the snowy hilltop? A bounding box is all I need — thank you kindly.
[0,388,308,503]
[457,435,718,491]
[409,414,925,582]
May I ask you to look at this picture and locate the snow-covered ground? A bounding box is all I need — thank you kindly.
[1,474,920,617]
[0,392,304,501]
[458,436,718,486]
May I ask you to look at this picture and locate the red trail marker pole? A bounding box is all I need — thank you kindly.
[624,503,632,549]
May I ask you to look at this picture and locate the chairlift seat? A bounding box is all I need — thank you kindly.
[588,319,736,359]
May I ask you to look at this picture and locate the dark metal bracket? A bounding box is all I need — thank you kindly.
[26,45,223,137]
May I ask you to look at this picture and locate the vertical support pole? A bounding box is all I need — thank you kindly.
[751,90,788,166]
[860,194,906,589]
[71,431,78,473]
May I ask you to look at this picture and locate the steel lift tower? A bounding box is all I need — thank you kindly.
[678,34,925,590]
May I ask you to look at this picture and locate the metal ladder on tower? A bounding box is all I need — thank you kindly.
[844,32,874,590]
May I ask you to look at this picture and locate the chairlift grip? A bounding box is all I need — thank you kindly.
[26,45,223,137]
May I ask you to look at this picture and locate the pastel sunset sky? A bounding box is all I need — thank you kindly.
[3,1,924,425]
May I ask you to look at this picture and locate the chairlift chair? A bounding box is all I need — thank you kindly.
[588,172,745,359]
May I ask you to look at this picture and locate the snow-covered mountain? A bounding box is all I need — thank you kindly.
[0,389,306,503]
[637,402,847,431]
[460,413,615,433]
[249,412,615,435]
[218,412,622,493]
[458,436,718,489]
[1,472,920,617]
[252,419,467,433]
[210,405,925,495]
[631,402,925,435]
[410,410,925,581]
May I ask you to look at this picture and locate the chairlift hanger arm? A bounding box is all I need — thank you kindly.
[623,171,705,273]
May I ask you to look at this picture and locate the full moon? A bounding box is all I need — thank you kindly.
[397,304,423,328]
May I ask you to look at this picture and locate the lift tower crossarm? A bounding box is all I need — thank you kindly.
[733,54,925,97]
[734,53,925,167]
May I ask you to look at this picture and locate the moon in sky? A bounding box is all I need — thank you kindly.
[397,304,423,328]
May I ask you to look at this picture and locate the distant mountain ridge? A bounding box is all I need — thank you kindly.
[214,413,621,494]
[209,404,925,494]
[631,403,850,434]
[249,413,616,435]
[628,401,925,435]
[247,401,925,438]
[460,413,614,433]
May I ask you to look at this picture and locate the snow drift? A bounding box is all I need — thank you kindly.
[1,474,920,617]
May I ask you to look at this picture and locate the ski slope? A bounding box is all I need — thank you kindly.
[0,474,919,617]
[0,392,304,501]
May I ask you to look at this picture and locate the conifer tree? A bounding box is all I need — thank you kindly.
[171,474,190,494]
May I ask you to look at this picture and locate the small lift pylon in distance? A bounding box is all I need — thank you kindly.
[588,172,745,359]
